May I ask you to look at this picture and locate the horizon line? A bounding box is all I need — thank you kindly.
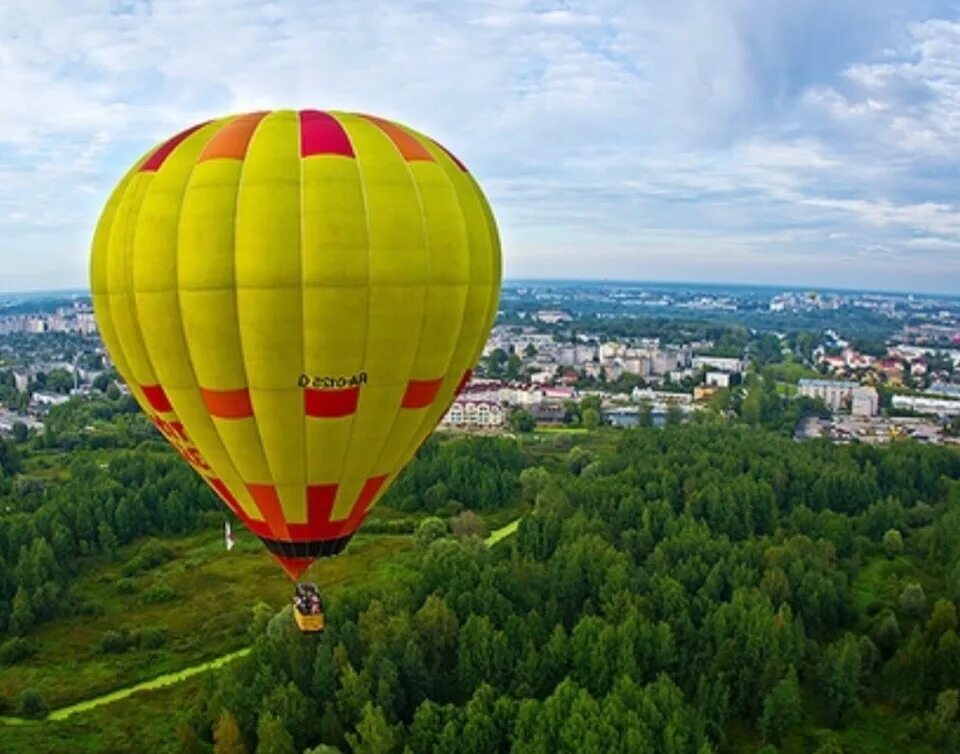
[1,276,958,301]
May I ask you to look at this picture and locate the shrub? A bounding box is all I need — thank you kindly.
[137,627,167,650]
[121,540,175,575]
[900,583,927,618]
[115,578,137,594]
[98,630,129,653]
[141,584,179,605]
[0,637,36,665]
[450,510,487,539]
[414,517,448,548]
[19,688,49,719]
[883,529,904,557]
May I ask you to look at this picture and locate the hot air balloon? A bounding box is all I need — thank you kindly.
[90,110,501,629]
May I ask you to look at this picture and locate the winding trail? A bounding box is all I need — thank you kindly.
[0,517,521,725]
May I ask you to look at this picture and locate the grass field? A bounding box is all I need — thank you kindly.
[486,519,520,546]
[851,551,943,616]
[0,510,528,754]
[0,675,209,754]
[725,700,936,754]
[0,528,415,711]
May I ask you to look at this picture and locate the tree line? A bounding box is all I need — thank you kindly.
[0,447,219,638]
[177,421,960,753]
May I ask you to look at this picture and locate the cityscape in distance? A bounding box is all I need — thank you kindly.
[2,278,958,447]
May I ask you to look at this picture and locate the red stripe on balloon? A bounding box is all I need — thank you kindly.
[304,386,360,418]
[401,378,443,409]
[289,484,340,540]
[300,110,354,158]
[205,477,272,538]
[139,122,209,172]
[246,484,291,540]
[343,474,388,532]
[140,383,173,413]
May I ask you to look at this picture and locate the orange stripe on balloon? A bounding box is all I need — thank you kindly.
[205,477,271,538]
[140,383,173,413]
[347,475,388,526]
[401,378,443,409]
[198,112,267,162]
[201,387,254,419]
[360,114,434,162]
[140,122,209,172]
[246,484,291,540]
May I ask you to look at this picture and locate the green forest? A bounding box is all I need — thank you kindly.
[179,424,959,754]
[2,410,960,753]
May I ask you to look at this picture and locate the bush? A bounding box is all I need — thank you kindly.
[883,529,904,557]
[19,688,49,719]
[137,627,167,649]
[358,519,416,535]
[0,637,36,665]
[115,578,137,594]
[121,540,175,575]
[414,517,448,548]
[450,510,487,539]
[141,583,179,605]
[438,500,464,517]
[98,630,129,653]
[900,583,927,618]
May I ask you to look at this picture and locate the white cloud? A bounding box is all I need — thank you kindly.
[0,0,959,293]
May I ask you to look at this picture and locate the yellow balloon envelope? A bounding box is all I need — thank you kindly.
[90,110,501,579]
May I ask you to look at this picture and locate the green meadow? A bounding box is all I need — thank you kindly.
[0,528,415,711]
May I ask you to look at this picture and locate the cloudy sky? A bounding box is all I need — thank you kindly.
[1,0,959,294]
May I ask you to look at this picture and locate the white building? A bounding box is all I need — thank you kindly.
[557,345,598,367]
[599,342,623,362]
[706,371,733,388]
[32,391,70,407]
[692,356,743,373]
[891,395,960,418]
[533,310,571,324]
[798,379,860,411]
[441,399,505,429]
[0,410,44,436]
[851,386,879,417]
[621,357,650,377]
[12,370,30,393]
[631,387,693,405]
